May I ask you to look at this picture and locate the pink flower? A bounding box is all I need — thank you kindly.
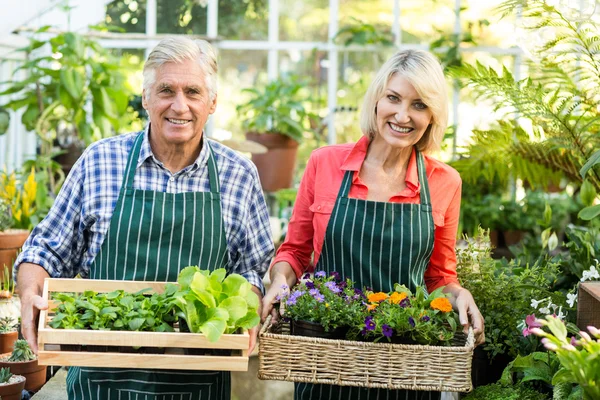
[522,314,543,337]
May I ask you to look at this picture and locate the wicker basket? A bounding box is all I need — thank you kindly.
[258,315,475,392]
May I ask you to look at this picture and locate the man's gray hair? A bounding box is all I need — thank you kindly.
[143,36,218,101]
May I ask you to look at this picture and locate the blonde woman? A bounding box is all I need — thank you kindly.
[262,49,484,400]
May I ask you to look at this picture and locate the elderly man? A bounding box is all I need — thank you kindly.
[15,36,274,399]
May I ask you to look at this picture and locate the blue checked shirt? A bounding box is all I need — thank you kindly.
[15,128,274,293]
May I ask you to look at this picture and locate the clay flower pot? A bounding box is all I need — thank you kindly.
[0,331,18,354]
[0,373,25,400]
[0,358,46,392]
[0,229,29,283]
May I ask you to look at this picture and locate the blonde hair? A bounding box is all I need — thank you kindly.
[359,49,448,153]
[142,36,218,101]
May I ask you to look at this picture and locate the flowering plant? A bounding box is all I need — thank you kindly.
[0,168,38,230]
[281,271,365,332]
[349,284,460,345]
[533,316,600,400]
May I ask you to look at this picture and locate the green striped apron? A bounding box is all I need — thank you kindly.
[66,132,231,400]
[295,149,439,400]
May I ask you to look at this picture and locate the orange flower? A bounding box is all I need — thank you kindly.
[367,303,378,311]
[389,292,407,304]
[430,297,453,313]
[367,292,388,303]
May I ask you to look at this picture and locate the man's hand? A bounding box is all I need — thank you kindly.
[248,285,263,355]
[17,263,50,354]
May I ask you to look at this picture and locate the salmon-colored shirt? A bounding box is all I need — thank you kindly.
[273,136,462,292]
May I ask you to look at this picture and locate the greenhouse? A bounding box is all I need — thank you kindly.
[0,0,598,399]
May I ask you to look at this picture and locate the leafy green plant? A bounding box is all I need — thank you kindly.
[0,198,11,232]
[333,17,394,47]
[0,266,15,299]
[450,0,600,195]
[170,267,260,342]
[0,367,13,384]
[462,383,549,400]
[236,76,316,143]
[8,339,36,362]
[0,316,17,333]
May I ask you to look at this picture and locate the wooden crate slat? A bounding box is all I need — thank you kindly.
[45,278,167,293]
[38,329,249,349]
[38,351,249,371]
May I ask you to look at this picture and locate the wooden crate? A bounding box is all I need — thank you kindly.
[577,282,600,330]
[37,278,249,371]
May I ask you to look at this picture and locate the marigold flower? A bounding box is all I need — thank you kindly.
[367,292,388,303]
[430,297,452,313]
[389,292,407,304]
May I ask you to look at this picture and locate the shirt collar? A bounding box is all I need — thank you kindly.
[137,124,210,173]
[340,135,436,194]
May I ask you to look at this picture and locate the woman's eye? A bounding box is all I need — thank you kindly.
[414,102,428,110]
[387,95,399,102]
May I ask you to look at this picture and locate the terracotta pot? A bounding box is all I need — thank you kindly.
[0,358,47,392]
[0,229,29,281]
[0,375,25,400]
[503,230,526,247]
[0,331,17,354]
[290,320,347,339]
[246,132,299,192]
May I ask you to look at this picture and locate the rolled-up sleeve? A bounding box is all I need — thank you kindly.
[424,179,461,292]
[235,165,274,295]
[14,158,87,281]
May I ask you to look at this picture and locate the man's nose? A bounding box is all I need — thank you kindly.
[171,92,189,113]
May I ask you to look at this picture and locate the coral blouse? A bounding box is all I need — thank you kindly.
[273,136,462,292]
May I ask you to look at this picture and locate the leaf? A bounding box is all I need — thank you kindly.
[60,69,83,100]
[220,296,248,323]
[578,204,600,221]
[222,274,247,296]
[199,308,229,342]
[580,149,600,179]
[552,368,576,385]
[234,310,260,330]
[178,266,199,290]
[190,271,210,293]
[580,179,597,207]
[128,318,145,331]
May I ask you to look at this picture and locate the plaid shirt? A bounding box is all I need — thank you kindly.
[15,128,274,293]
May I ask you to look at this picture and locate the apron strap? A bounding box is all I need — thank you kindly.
[122,133,221,194]
[337,147,433,210]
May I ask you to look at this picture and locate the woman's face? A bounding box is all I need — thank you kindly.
[374,74,433,149]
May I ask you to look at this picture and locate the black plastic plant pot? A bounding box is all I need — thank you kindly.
[290,319,347,339]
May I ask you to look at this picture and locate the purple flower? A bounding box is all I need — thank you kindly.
[408,317,415,328]
[309,289,325,303]
[360,328,368,336]
[302,273,311,280]
[338,280,348,290]
[305,281,315,289]
[399,297,411,308]
[286,290,305,306]
[315,271,326,278]
[325,281,341,294]
[330,271,341,281]
[353,288,365,299]
[365,316,376,331]
[382,324,393,338]
[421,315,430,322]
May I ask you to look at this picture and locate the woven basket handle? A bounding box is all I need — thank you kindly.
[466,326,475,348]
[260,314,273,336]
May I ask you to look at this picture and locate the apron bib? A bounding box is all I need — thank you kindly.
[67,133,231,400]
[296,149,439,400]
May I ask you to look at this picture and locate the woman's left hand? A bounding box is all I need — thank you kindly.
[453,288,485,346]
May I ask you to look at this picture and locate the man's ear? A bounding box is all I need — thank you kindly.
[209,93,218,114]
[141,89,148,110]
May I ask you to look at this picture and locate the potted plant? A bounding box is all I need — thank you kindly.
[0,316,18,354]
[281,271,364,339]
[0,339,47,392]
[0,367,25,400]
[236,77,315,192]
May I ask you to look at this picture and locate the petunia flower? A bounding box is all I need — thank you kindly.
[302,273,311,280]
[365,316,376,331]
[382,324,393,338]
[422,315,430,322]
[305,281,315,290]
[408,317,415,328]
[330,271,341,281]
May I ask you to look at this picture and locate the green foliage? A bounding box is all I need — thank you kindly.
[171,267,260,342]
[236,77,316,143]
[8,339,36,362]
[0,316,17,333]
[0,107,9,135]
[450,0,600,193]
[456,229,564,360]
[334,17,394,47]
[0,367,13,384]
[0,199,11,231]
[462,383,549,400]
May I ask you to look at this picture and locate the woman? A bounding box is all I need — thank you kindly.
[262,49,485,400]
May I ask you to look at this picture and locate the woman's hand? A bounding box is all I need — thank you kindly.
[261,262,297,323]
[445,284,485,346]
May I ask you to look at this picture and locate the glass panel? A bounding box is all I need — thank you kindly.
[105,0,146,33]
[212,50,269,138]
[218,0,268,40]
[156,0,208,34]
[337,0,394,46]
[279,0,329,42]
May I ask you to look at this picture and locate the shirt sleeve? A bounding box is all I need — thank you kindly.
[424,178,461,292]
[235,164,275,296]
[14,157,89,281]
[272,151,317,280]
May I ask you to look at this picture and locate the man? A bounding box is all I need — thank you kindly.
[15,36,274,399]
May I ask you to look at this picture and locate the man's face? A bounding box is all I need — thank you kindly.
[142,59,217,147]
